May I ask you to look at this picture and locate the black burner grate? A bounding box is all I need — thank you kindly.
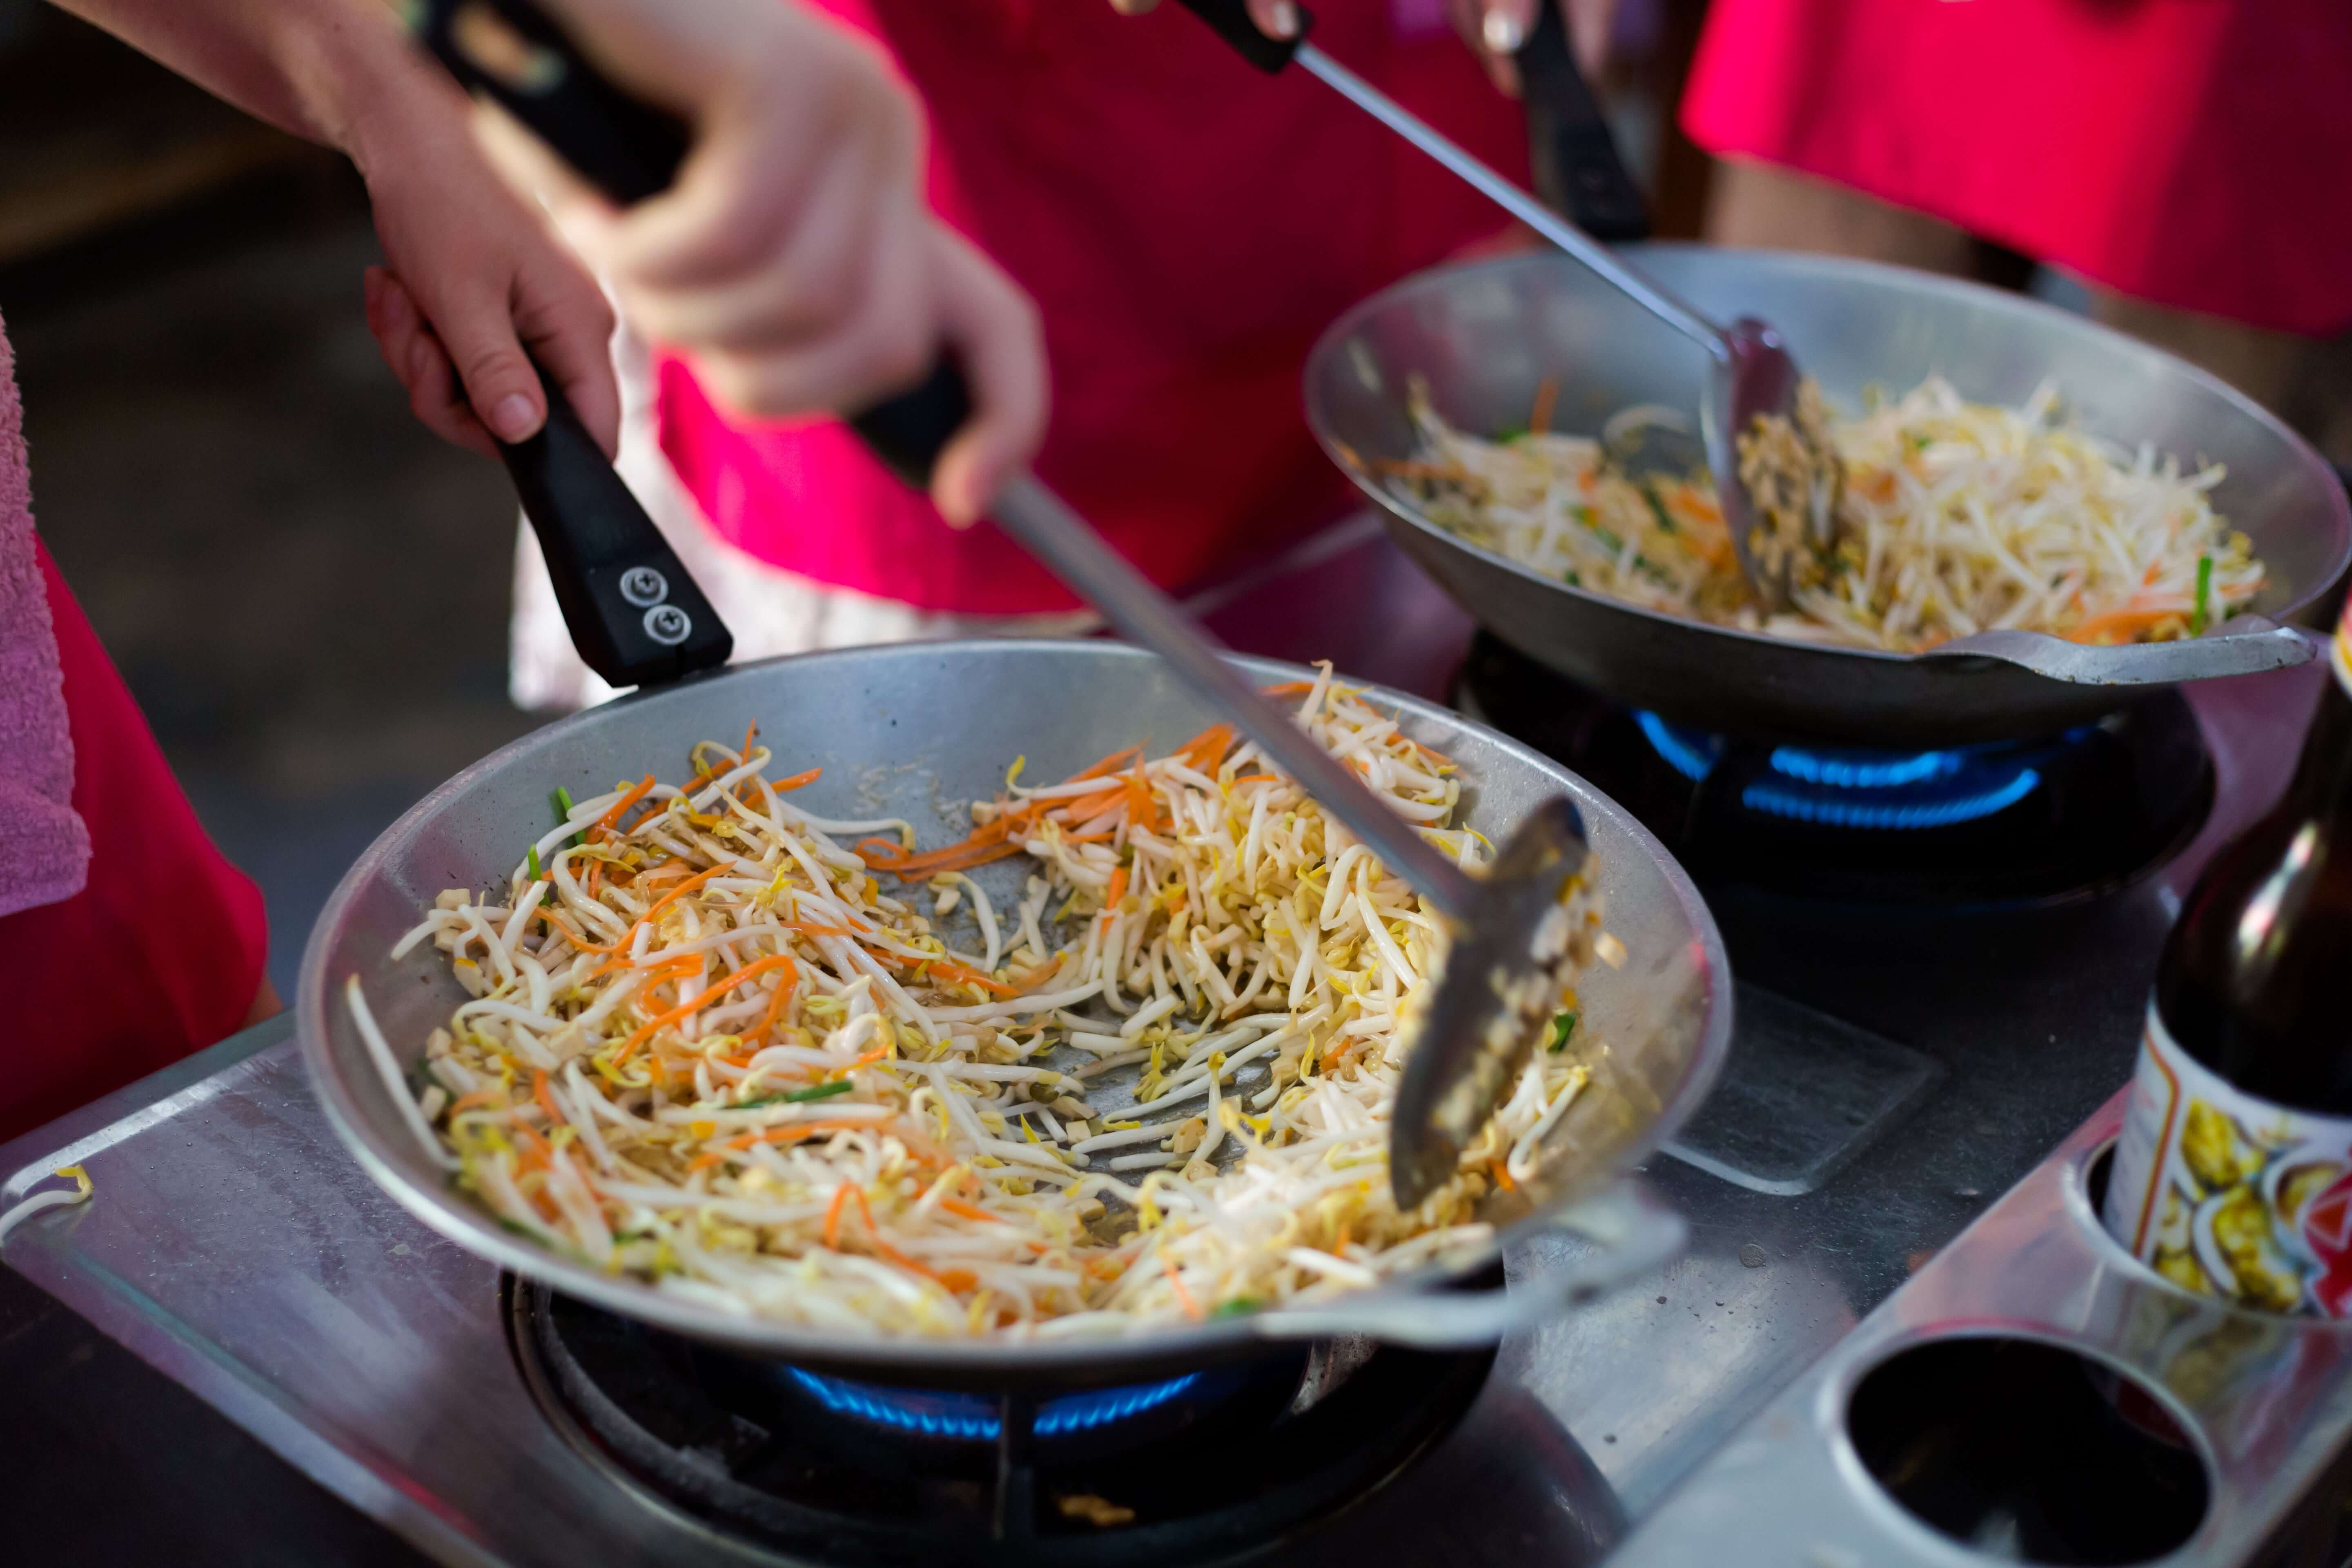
[507,1282,1496,1567]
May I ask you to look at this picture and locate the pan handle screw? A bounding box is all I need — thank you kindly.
[643,604,693,645]
[619,566,670,607]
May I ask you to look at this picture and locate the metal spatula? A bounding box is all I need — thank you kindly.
[414,0,1590,1210]
[1176,0,1835,614]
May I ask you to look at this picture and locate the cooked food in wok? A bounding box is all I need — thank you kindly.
[345,669,1608,1338]
[1391,375,2265,653]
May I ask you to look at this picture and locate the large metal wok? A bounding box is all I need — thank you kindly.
[1307,247,2352,746]
[296,640,1728,1385]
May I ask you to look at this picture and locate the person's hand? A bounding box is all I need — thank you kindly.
[1450,0,1620,94]
[46,0,621,459]
[354,76,620,458]
[1104,0,1303,39]
[1101,0,1613,89]
[477,0,1048,525]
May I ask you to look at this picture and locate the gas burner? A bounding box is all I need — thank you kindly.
[508,1282,1495,1567]
[1457,633,2213,907]
[783,1365,1207,1441]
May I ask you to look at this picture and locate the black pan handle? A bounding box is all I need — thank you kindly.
[1515,1,1648,240]
[500,362,733,684]
[413,0,735,689]
[1171,0,1315,73]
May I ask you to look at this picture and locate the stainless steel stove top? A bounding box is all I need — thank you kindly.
[0,528,2333,1565]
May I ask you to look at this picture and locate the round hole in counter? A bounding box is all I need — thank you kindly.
[1845,1336,2207,1564]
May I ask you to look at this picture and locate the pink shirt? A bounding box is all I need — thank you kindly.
[1681,0,2352,336]
[657,0,1526,615]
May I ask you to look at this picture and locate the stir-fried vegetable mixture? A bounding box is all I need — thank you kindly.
[350,668,1607,1337]
[1391,375,2264,652]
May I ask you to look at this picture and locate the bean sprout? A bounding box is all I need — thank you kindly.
[356,674,1603,1337]
[1396,375,2263,652]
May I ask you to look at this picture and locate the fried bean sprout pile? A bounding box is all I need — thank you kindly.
[349,668,1605,1338]
[1392,375,2263,652]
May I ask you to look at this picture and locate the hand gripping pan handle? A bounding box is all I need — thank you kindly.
[415,0,737,690]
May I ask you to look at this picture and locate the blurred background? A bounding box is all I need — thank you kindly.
[0,0,2344,998]
[1,2,534,999]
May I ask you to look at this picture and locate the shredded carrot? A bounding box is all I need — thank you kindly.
[589,775,657,836]
[615,953,799,1060]
[723,1116,888,1151]
[1258,680,1316,697]
[939,1197,1004,1224]
[823,1180,947,1283]
[1055,786,1127,823]
[448,1089,504,1117]
[771,766,822,791]
[901,955,1015,996]
[532,1071,563,1127]
[1105,866,1129,907]
[1491,1161,1517,1192]
[755,962,800,1042]
[1065,744,1145,784]
[686,1150,730,1172]
[1173,723,1236,775]
[2066,605,2184,644]
[937,1269,978,1293]
[1124,762,1156,828]
[1160,1252,1203,1321]
[1006,959,1065,993]
[543,910,634,956]
[1229,773,1281,786]
[1530,374,1558,435]
[822,1181,855,1249]
[640,863,733,925]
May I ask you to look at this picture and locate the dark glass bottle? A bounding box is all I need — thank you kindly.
[2105,626,2352,1316]
[2155,675,2352,1112]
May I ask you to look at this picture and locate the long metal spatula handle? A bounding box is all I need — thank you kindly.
[1170,0,1718,354]
[990,477,1477,915]
[421,0,1477,917]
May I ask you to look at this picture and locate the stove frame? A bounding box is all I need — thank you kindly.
[2,526,2340,1565]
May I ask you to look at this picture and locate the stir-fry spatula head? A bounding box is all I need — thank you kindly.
[1706,318,1844,617]
[1170,4,1848,629]
[1389,796,1591,1211]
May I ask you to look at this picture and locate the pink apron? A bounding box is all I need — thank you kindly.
[1681,0,2352,336]
[657,0,1527,615]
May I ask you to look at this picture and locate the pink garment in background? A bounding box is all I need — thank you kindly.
[655,0,1528,616]
[0,311,89,919]
[1681,0,2352,336]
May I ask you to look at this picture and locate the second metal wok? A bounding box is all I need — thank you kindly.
[1306,247,2352,746]
[297,640,1728,1386]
